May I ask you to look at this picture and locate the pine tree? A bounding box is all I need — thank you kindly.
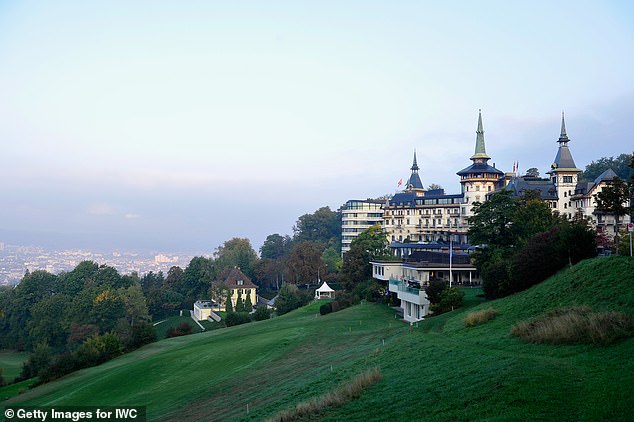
[244,291,253,312]
[225,290,233,313]
[235,291,244,312]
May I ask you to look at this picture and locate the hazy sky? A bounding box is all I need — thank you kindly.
[1,1,633,253]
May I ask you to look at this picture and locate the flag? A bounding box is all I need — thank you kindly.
[512,161,516,173]
[397,178,403,188]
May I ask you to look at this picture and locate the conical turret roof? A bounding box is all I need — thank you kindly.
[548,112,581,174]
[470,110,491,161]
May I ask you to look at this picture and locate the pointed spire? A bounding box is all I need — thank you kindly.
[548,112,580,174]
[558,111,569,144]
[406,149,424,190]
[470,109,491,161]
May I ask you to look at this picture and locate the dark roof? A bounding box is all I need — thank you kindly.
[505,177,558,200]
[388,191,463,207]
[594,168,618,184]
[214,267,257,289]
[549,144,580,173]
[389,192,417,206]
[407,172,424,189]
[456,162,504,176]
[390,241,475,251]
[573,168,620,198]
[406,250,471,265]
[574,181,594,196]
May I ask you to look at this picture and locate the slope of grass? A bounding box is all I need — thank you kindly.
[6,257,634,421]
[0,351,28,383]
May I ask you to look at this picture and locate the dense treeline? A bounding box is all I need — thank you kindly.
[0,206,348,384]
[468,190,597,299]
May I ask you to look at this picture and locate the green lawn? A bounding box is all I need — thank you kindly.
[5,257,634,421]
[0,351,28,383]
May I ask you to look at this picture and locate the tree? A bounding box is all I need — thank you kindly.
[595,177,631,255]
[244,291,253,312]
[275,284,308,315]
[235,290,244,312]
[164,266,184,289]
[525,167,540,177]
[225,290,233,313]
[27,294,71,352]
[513,191,560,247]
[428,183,443,190]
[293,206,341,246]
[286,241,326,285]
[208,283,228,309]
[253,258,285,290]
[15,270,57,301]
[58,261,99,295]
[92,265,128,289]
[20,342,52,380]
[118,284,150,328]
[339,224,392,289]
[214,238,258,280]
[425,280,446,305]
[581,153,633,181]
[90,289,125,332]
[260,234,292,260]
[436,288,465,313]
[321,245,343,273]
[182,257,215,301]
[468,190,519,249]
[468,190,594,298]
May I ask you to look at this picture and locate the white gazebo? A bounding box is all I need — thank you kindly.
[315,281,335,299]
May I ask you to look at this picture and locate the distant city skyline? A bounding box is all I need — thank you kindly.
[1,1,633,252]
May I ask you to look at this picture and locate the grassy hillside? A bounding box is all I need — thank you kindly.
[0,351,28,383]
[5,257,634,421]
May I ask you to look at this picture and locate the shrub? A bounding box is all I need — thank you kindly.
[166,322,193,338]
[225,312,251,327]
[319,303,332,316]
[253,306,272,321]
[465,308,499,327]
[128,322,157,349]
[352,280,384,302]
[330,301,340,312]
[511,307,634,345]
[425,279,446,304]
[430,287,465,315]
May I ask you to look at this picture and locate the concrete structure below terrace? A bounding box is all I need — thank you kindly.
[371,250,480,323]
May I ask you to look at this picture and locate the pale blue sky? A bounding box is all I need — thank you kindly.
[1,1,633,252]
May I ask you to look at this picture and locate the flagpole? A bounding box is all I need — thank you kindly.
[449,232,453,288]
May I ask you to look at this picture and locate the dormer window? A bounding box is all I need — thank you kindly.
[237,280,244,286]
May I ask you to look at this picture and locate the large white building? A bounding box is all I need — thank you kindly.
[340,199,384,255]
[382,110,503,246]
[365,110,629,322]
[380,111,629,249]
